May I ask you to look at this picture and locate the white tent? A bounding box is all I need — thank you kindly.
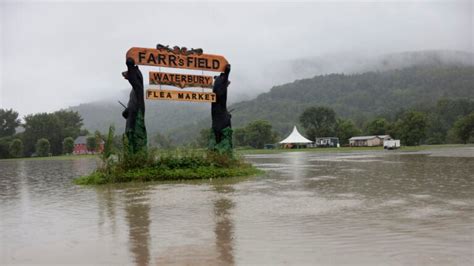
[279,126,313,144]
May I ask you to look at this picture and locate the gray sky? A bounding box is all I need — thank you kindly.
[1,0,472,116]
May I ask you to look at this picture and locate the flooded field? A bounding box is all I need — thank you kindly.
[1,147,473,265]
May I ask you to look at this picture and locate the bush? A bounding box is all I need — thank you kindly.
[62,137,74,154]
[36,138,50,157]
[9,138,23,158]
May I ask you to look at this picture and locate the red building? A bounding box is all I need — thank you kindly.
[73,136,105,155]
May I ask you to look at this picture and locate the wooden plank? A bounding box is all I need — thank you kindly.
[146,89,216,103]
[127,47,228,72]
[149,71,213,88]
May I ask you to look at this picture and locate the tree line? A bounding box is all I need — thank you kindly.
[211,98,474,148]
[1,96,472,158]
[0,109,104,159]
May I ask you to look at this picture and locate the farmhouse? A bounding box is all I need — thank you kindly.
[349,135,392,147]
[73,136,105,155]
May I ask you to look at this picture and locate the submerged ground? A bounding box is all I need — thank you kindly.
[0,146,473,265]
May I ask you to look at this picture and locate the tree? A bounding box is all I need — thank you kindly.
[365,118,389,135]
[62,137,74,154]
[299,106,337,140]
[0,137,12,158]
[36,138,50,157]
[54,110,83,140]
[452,112,474,144]
[0,109,21,138]
[335,119,361,145]
[394,111,428,146]
[233,127,247,147]
[9,138,23,158]
[86,136,97,152]
[22,111,83,156]
[243,120,277,149]
[102,125,115,159]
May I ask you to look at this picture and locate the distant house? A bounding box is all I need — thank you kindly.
[73,136,105,155]
[349,135,392,147]
[315,137,339,147]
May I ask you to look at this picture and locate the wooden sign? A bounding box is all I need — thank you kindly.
[149,71,213,88]
[127,47,228,72]
[146,89,216,103]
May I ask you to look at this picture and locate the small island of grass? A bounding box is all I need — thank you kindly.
[74,149,263,185]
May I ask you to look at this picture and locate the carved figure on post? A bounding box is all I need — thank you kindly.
[122,58,147,153]
[210,64,233,154]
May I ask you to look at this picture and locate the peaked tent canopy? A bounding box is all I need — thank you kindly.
[279,126,313,144]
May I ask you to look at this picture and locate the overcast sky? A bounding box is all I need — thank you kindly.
[1,0,472,116]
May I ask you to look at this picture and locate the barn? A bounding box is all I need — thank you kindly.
[73,136,105,155]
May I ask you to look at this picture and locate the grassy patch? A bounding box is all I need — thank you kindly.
[74,149,262,185]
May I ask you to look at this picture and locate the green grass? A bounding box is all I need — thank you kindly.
[74,149,263,185]
[74,165,263,185]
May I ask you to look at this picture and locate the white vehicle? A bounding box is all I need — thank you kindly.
[384,139,400,150]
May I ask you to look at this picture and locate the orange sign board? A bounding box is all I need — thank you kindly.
[127,47,228,72]
[146,89,216,103]
[149,71,213,89]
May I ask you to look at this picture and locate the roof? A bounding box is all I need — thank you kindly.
[74,136,87,145]
[74,136,104,145]
[349,135,392,141]
[279,126,313,144]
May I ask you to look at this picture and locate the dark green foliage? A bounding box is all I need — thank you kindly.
[299,106,337,140]
[22,110,83,156]
[209,127,233,155]
[102,125,115,159]
[62,137,74,154]
[232,120,278,148]
[393,111,428,146]
[452,112,474,144]
[230,66,474,138]
[335,119,361,145]
[9,139,23,158]
[0,109,21,138]
[125,110,147,154]
[86,136,97,152]
[75,148,261,185]
[425,99,474,144]
[0,137,12,158]
[365,118,390,135]
[35,138,50,157]
[233,127,247,147]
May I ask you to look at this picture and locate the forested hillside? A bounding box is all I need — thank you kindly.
[230,66,474,135]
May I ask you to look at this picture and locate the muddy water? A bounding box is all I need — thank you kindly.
[1,148,473,265]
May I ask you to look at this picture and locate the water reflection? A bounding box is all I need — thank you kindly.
[213,185,235,265]
[124,186,152,266]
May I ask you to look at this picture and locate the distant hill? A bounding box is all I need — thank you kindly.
[230,65,474,136]
[68,50,474,144]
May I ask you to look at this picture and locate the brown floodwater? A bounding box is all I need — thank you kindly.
[1,147,473,265]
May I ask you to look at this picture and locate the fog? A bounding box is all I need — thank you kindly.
[1,0,472,116]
